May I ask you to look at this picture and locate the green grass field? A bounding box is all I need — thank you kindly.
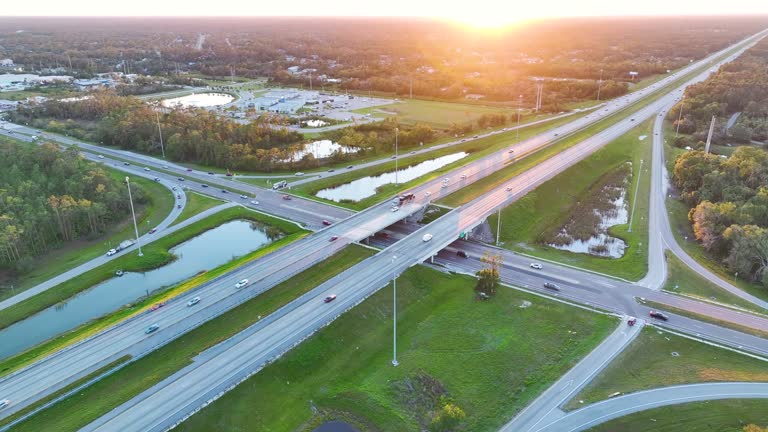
[352,98,521,128]
[588,399,768,432]
[170,191,225,227]
[0,168,175,301]
[478,119,653,280]
[9,245,373,432]
[566,327,768,410]
[178,268,615,432]
[0,206,306,379]
[663,252,766,313]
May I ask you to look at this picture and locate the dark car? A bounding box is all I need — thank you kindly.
[282,195,292,200]
[322,220,332,226]
[221,189,228,193]
[186,168,193,172]
[201,184,208,188]
[543,282,560,291]
[324,294,337,303]
[330,235,339,242]
[456,250,468,258]
[347,165,354,169]
[207,172,214,175]
[150,302,166,311]
[649,310,669,321]
[177,177,185,181]
[123,162,130,166]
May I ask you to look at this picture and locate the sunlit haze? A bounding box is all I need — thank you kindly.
[3,0,768,18]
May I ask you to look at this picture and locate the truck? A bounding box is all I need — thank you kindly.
[116,239,135,251]
[273,180,288,190]
[398,193,415,204]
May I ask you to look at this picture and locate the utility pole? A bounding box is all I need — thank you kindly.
[155,110,165,159]
[705,115,716,154]
[516,95,522,143]
[395,127,399,185]
[597,69,604,101]
[392,254,399,367]
[675,95,686,137]
[125,177,143,257]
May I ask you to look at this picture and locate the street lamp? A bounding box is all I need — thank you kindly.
[392,254,399,367]
[597,69,604,101]
[516,95,522,143]
[125,177,143,257]
[675,95,686,138]
[155,110,165,159]
[394,127,399,185]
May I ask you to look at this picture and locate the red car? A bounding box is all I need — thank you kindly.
[225,172,233,177]
[186,168,193,172]
[324,294,337,303]
[330,235,339,242]
[322,220,332,226]
[150,302,166,311]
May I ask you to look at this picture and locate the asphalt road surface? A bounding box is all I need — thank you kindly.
[535,382,768,432]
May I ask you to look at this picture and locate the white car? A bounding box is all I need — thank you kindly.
[106,248,117,256]
[235,279,249,289]
[295,172,304,176]
[0,399,10,409]
[239,195,248,199]
[250,200,259,205]
[98,155,105,159]
[422,233,433,242]
[391,206,400,212]
[425,191,431,198]
[144,167,151,171]
[530,263,543,270]
[187,297,201,307]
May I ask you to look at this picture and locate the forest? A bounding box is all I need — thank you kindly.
[673,147,768,286]
[0,139,143,271]
[671,38,768,147]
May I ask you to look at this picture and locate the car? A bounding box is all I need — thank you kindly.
[250,200,259,205]
[460,174,467,179]
[239,194,248,199]
[391,206,399,212]
[543,282,560,291]
[456,250,468,258]
[226,172,233,177]
[123,162,130,166]
[554,133,559,136]
[322,220,332,226]
[422,233,433,242]
[330,235,339,241]
[347,165,354,169]
[530,263,543,270]
[172,187,178,191]
[282,194,292,200]
[150,302,166,311]
[186,168,193,172]
[649,310,669,321]
[200,184,208,188]
[425,191,431,198]
[145,324,160,334]
[328,169,335,172]
[187,297,201,307]
[410,151,416,154]
[149,227,158,234]
[506,186,513,191]
[630,118,635,122]
[324,294,337,303]
[106,248,117,256]
[221,189,228,194]
[508,149,515,154]
[98,155,105,159]
[295,172,304,176]
[627,317,637,326]
[144,167,151,171]
[177,177,185,181]
[391,155,397,159]
[177,204,182,209]
[0,399,10,410]
[162,165,168,169]
[473,135,479,138]
[208,172,214,175]
[235,279,250,289]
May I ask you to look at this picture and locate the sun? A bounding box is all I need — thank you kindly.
[443,5,533,31]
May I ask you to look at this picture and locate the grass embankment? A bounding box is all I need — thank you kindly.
[292,114,584,211]
[170,191,224,227]
[0,167,175,301]
[0,206,306,378]
[477,119,653,280]
[9,245,373,432]
[566,327,768,410]
[178,267,615,432]
[588,399,768,432]
[663,252,767,314]
[662,122,768,304]
[642,300,768,339]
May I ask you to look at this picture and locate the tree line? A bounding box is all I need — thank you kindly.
[0,139,143,272]
[673,147,768,286]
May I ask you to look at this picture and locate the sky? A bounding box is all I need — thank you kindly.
[3,0,768,26]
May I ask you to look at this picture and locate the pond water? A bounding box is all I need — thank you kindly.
[161,92,235,108]
[316,152,468,202]
[287,139,360,161]
[0,220,276,360]
[549,187,629,258]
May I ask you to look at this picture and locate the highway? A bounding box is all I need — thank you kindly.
[535,382,768,432]
[71,30,768,431]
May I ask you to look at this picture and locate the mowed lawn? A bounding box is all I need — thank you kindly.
[180,267,615,432]
[567,327,768,410]
[588,399,768,432]
[357,98,519,128]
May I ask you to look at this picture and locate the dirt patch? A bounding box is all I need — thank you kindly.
[698,368,768,382]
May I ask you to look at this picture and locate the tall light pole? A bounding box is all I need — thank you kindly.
[392,254,399,367]
[495,207,501,246]
[155,110,165,159]
[516,95,522,143]
[597,69,604,101]
[675,95,686,137]
[125,177,143,257]
[394,127,399,185]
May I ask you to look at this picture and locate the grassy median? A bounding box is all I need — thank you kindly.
[170,191,225,227]
[9,245,373,432]
[566,327,768,410]
[178,267,615,432]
